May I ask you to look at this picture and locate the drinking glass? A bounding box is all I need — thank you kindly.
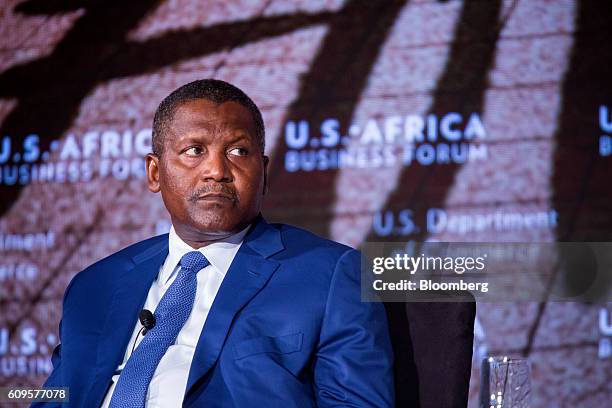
[480,356,531,408]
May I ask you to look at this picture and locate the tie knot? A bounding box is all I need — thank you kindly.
[179,251,210,273]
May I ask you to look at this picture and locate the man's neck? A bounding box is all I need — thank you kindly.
[173,224,253,249]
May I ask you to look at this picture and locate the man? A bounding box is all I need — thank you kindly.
[35,79,394,407]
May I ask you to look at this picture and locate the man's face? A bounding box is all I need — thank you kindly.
[146,99,268,245]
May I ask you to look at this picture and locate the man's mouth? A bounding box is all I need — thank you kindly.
[189,185,237,204]
[196,193,236,202]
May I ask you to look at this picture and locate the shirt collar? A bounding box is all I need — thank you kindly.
[160,224,251,285]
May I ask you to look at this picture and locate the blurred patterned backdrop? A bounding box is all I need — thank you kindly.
[0,0,611,406]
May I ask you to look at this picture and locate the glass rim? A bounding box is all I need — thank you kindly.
[484,356,529,364]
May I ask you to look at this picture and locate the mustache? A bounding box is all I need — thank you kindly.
[188,184,238,202]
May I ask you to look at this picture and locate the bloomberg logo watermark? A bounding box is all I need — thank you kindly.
[361,242,612,303]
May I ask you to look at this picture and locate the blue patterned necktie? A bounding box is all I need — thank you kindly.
[109,251,210,408]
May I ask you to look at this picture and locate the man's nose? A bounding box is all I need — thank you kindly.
[201,151,232,182]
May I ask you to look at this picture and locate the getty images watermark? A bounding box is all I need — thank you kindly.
[360,242,612,302]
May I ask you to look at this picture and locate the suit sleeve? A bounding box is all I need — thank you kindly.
[30,273,79,408]
[313,249,394,407]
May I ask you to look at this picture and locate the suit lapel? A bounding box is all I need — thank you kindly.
[86,238,169,408]
[185,216,284,398]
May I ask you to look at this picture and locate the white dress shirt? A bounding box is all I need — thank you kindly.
[100,224,250,408]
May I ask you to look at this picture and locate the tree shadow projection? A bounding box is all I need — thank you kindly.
[264,0,407,234]
[550,0,612,244]
[522,0,612,359]
[0,0,335,216]
[357,1,503,406]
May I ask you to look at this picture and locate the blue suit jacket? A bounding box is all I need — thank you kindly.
[34,216,394,407]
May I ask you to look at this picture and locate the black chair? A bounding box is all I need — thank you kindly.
[385,293,476,407]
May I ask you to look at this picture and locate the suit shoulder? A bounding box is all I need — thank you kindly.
[92,233,166,268]
[264,223,361,297]
[70,234,167,287]
[270,222,357,260]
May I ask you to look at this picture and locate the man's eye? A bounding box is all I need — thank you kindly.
[229,147,248,156]
[184,146,203,156]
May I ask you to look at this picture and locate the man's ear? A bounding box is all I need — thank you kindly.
[146,153,161,193]
[262,155,269,195]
